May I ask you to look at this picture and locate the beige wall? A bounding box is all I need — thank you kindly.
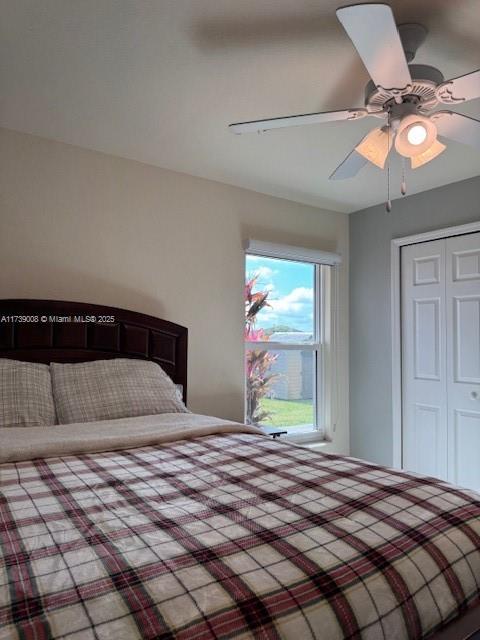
[0,127,349,454]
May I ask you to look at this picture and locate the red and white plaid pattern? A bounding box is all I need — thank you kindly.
[1,433,479,639]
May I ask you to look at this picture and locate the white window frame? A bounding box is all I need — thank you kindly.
[244,242,341,444]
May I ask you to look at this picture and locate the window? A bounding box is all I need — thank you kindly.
[245,243,339,439]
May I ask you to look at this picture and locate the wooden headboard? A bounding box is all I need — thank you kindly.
[0,300,188,401]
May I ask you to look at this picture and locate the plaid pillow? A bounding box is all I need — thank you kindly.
[0,358,57,427]
[51,358,188,424]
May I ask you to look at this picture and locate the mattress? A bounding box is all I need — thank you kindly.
[0,413,479,639]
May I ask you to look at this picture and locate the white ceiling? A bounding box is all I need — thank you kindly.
[1,0,479,213]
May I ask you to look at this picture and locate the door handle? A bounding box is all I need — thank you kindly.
[471,391,479,400]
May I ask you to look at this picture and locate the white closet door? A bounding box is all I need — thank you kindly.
[402,240,448,480]
[446,232,480,491]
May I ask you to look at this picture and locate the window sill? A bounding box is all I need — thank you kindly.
[285,431,328,446]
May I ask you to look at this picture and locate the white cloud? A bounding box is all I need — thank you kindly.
[246,265,278,295]
[255,266,275,279]
[257,287,314,331]
[246,265,277,283]
[269,287,313,314]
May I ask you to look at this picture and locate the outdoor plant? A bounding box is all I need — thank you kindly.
[245,275,278,424]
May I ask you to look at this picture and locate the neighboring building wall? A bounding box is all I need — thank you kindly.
[301,351,313,400]
[350,176,480,467]
[269,351,303,400]
[268,333,313,401]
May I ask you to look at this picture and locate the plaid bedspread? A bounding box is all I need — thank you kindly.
[1,433,480,639]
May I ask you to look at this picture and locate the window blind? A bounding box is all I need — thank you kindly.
[245,239,342,266]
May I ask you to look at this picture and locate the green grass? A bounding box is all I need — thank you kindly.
[260,398,313,428]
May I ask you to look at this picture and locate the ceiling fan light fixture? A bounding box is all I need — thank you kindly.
[411,139,446,169]
[355,126,393,168]
[395,114,437,158]
[230,3,480,187]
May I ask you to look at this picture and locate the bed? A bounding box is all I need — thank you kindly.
[1,300,479,640]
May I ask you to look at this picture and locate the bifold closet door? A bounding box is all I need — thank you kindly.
[402,239,448,481]
[446,232,480,492]
[402,232,480,491]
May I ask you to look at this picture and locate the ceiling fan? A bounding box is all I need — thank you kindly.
[228,3,480,183]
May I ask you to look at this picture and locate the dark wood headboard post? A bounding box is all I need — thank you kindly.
[0,300,188,402]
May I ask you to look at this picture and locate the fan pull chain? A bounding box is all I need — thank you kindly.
[401,157,407,196]
[386,127,392,212]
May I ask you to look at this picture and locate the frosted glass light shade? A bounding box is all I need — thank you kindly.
[355,127,393,168]
[411,139,446,168]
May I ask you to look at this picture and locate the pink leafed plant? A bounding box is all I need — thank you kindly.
[245,274,278,424]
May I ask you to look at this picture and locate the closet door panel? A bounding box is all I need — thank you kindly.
[453,411,480,490]
[401,240,448,480]
[446,232,480,491]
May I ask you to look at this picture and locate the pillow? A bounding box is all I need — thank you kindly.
[0,358,57,428]
[51,358,188,424]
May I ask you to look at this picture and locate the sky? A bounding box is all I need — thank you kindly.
[246,255,314,334]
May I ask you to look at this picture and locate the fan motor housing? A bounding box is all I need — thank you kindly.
[365,64,445,112]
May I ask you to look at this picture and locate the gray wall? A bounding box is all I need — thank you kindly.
[350,176,480,466]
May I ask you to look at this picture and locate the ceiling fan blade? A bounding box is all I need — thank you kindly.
[355,126,392,168]
[329,149,369,180]
[432,111,480,150]
[229,108,368,134]
[411,139,446,169]
[336,4,412,93]
[436,69,480,105]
